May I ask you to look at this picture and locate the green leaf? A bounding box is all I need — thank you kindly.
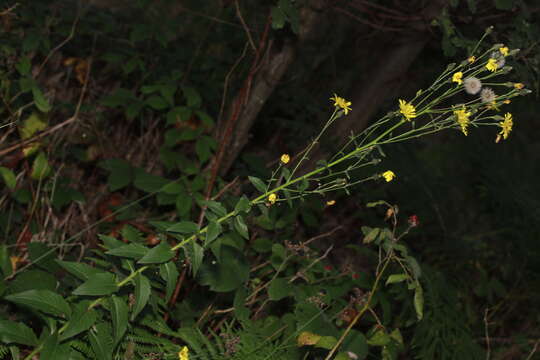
[0,320,38,346]
[133,170,169,193]
[27,242,59,271]
[181,86,202,108]
[145,94,168,110]
[8,270,57,293]
[56,260,106,281]
[233,215,249,240]
[0,245,12,277]
[105,243,148,259]
[110,295,128,347]
[31,151,51,180]
[494,0,513,10]
[131,274,151,321]
[190,242,204,276]
[159,261,179,303]
[268,278,291,300]
[5,290,71,318]
[0,167,16,190]
[367,328,391,346]
[205,221,222,246]
[167,221,199,234]
[234,195,251,214]
[89,323,113,360]
[233,287,249,322]
[414,282,424,320]
[385,274,408,285]
[60,302,97,341]
[195,136,215,164]
[32,86,52,113]
[271,6,286,29]
[201,200,227,217]
[248,176,267,193]
[363,227,381,244]
[138,242,174,264]
[15,57,31,76]
[40,332,71,360]
[405,256,422,279]
[99,159,134,191]
[73,273,118,296]
[198,246,249,292]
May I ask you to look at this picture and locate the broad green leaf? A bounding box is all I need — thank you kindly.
[133,170,169,193]
[56,260,105,281]
[268,278,291,301]
[145,94,168,110]
[5,290,71,318]
[31,151,51,180]
[200,200,227,217]
[234,215,249,240]
[367,328,391,346]
[138,242,174,264]
[73,273,118,296]
[40,332,71,360]
[131,274,151,321]
[385,274,408,285]
[110,295,128,347]
[248,176,267,193]
[414,282,424,321]
[32,86,52,113]
[0,320,38,346]
[198,246,249,292]
[89,323,113,360]
[167,221,199,234]
[8,270,57,293]
[0,167,16,190]
[233,287,249,322]
[98,234,124,250]
[60,302,97,341]
[159,261,179,303]
[105,243,148,259]
[205,221,221,246]
[27,242,59,271]
[99,159,134,191]
[234,195,251,214]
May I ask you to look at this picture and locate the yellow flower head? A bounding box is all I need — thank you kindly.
[452,72,463,85]
[498,112,513,140]
[454,107,471,136]
[330,94,352,115]
[326,200,336,206]
[178,346,189,360]
[514,83,524,90]
[499,47,509,56]
[268,193,278,204]
[486,58,498,72]
[280,154,290,164]
[382,170,396,182]
[398,99,416,121]
[467,56,476,64]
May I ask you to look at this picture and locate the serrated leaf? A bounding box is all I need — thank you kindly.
[73,273,118,296]
[414,283,424,321]
[0,320,38,346]
[234,195,251,214]
[167,221,199,234]
[110,295,128,347]
[138,242,174,264]
[56,260,106,281]
[386,274,408,285]
[205,221,222,246]
[159,261,179,303]
[105,243,148,259]
[248,176,267,193]
[234,215,249,240]
[0,167,17,190]
[268,278,291,300]
[131,274,151,321]
[60,302,97,341]
[5,290,71,318]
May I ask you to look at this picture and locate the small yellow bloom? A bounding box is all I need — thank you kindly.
[280,154,290,164]
[498,112,513,140]
[454,107,471,136]
[452,72,463,85]
[326,200,336,206]
[178,346,189,360]
[486,58,498,72]
[330,94,352,115]
[398,99,416,121]
[499,47,509,56]
[382,170,396,182]
[503,99,511,104]
[268,193,277,204]
[514,83,524,89]
[467,56,476,64]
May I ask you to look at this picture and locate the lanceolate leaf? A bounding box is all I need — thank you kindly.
[205,221,221,246]
[0,320,38,346]
[56,260,106,281]
[110,295,129,347]
[73,273,118,296]
[159,261,179,303]
[167,221,199,234]
[138,242,174,264]
[414,282,424,321]
[248,176,267,193]
[234,195,251,214]
[60,302,97,341]
[385,274,408,285]
[131,274,151,321]
[89,323,113,360]
[105,243,148,260]
[190,242,204,277]
[5,290,71,318]
[234,215,249,240]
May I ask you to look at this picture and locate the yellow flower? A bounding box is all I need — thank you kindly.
[398,99,416,121]
[268,193,277,204]
[499,47,509,56]
[486,58,498,72]
[514,83,524,89]
[467,56,476,64]
[503,99,511,104]
[382,170,396,182]
[330,94,352,115]
[452,72,463,85]
[498,112,513,140]
[280,154,290,164]
[178,346,189,360]
[326,200,336,206]
[454,107,471,136]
